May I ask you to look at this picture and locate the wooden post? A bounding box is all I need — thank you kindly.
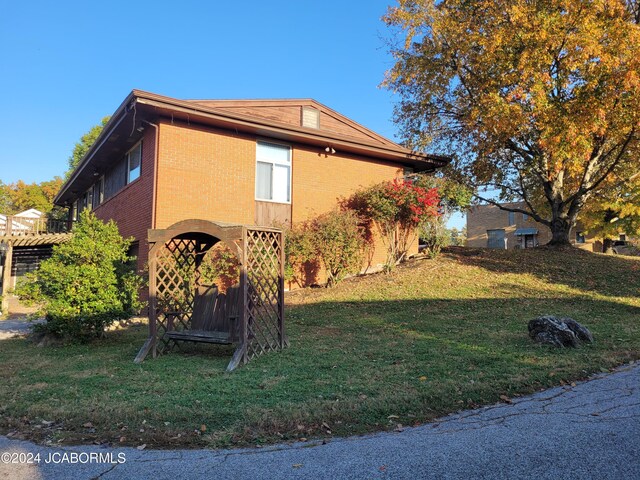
[1,242,13,314]
[278,230,286,348]
[227,228,248,372]
[148,250,158,358]
[240,227,248,364]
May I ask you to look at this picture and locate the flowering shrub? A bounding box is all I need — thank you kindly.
[345,179,440,270]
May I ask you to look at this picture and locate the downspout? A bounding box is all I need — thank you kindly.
[143,120,160,229]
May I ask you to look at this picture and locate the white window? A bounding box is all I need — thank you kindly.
[92,176,104,208]
[127,142,142,184]
[255,141,291,203]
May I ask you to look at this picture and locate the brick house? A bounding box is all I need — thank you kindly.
[54,90,448,285]
[466,202,609,251]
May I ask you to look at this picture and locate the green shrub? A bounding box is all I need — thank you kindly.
[310,210,366,286]
[420,217,451,258]
[284,222,317,288]
[284,210,366,287]
[15,210,144,339]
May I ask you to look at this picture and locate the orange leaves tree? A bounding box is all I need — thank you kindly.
[384,0,640,245]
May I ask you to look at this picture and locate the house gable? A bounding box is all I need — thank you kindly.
[186,99,395,147]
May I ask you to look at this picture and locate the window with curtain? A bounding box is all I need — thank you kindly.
[255,141,291,203]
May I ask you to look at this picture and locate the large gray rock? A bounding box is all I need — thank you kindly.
[528,315,593,348]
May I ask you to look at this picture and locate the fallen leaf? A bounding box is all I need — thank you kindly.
[200,424,207,432]
[83,422,94,428]
[119,436,126,443]
[499,395,512,404]
[395,424,404,432]
[292,464,303,469]
[136,444,146,450]
[419,376,427,381]
[388,415,399,419]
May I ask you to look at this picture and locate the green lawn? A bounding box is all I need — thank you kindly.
[0,246,638,448]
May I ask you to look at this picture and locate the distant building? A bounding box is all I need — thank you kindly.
[0,209,71,311]
[466,202,616,252]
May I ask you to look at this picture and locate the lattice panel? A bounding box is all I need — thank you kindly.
[244,229,284,360]
[153,238,198,353]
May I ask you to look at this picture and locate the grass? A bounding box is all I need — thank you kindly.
[0,246,638,449]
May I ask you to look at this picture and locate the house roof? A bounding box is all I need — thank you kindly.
[55,90,450,205]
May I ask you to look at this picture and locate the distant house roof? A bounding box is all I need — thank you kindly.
[14,208,43,218]
[55,90,450,205]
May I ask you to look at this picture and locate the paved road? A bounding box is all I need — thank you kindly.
[0,318,43,340]
[1,363,638,480]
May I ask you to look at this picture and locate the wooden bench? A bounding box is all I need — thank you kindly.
[164,284,241,344]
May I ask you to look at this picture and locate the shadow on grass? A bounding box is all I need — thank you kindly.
[0,290,638,449]
[443,246,640,299]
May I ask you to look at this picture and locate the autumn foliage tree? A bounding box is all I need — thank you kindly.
[0,178,63,215]
[384,0,640,245]
[578,169,640,249]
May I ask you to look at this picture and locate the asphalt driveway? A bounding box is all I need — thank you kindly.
[1,362,638,480]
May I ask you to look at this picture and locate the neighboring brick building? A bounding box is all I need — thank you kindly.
[54,90,448,285]
[466,202,607,251]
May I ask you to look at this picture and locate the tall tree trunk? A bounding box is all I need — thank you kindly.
[548,216,572,246]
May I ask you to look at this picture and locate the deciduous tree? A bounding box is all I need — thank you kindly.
[384,0,640,245]
[0,177,63,214]
[66,116,110,178]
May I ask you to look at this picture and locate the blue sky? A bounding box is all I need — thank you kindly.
[0,0,465,229]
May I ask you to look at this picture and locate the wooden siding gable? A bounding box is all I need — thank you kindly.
[186,99,395,147]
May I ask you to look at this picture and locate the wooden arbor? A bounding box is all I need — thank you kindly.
[134,219,286,371]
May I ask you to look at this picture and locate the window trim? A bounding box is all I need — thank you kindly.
[255,140,292,204]
[126,141,142,184]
